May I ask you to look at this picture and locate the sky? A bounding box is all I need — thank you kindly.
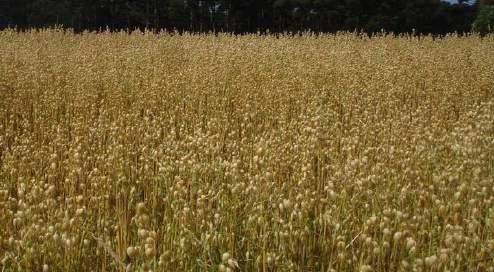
[444,0,476,3]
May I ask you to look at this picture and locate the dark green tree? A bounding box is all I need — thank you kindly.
[473,3,494,35]
[0,0,482,34]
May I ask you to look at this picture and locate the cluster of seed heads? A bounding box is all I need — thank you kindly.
[0,29,493,271]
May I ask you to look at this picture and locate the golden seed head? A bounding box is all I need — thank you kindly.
[126,247,137,258]
[425,255,437,267]
[360,265,373,272]
[145,247,155,257]
[393,232,402,242]
[136,203,146,215]
[221,252,231,263]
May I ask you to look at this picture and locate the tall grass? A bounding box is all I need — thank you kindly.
[0,29,493,271]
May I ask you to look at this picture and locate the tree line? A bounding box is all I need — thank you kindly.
[0,0,491,34]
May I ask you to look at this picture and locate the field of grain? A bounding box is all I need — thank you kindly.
[0,29,493,272]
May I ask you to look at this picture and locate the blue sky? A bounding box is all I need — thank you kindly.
[444,0,476,3]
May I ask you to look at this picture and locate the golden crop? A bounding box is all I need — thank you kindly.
[0,29,493,272]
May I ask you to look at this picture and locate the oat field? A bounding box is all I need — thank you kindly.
[0,29,493,272]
